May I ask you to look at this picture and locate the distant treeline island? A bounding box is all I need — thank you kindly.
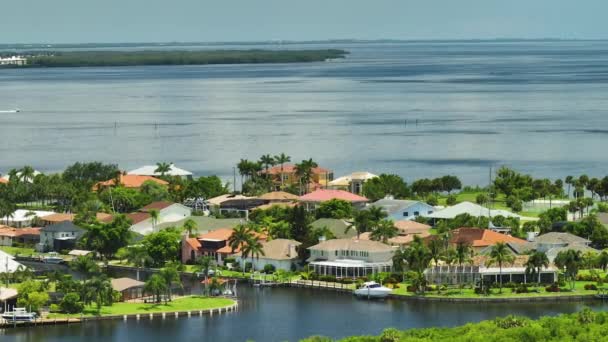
[12,49,348,68]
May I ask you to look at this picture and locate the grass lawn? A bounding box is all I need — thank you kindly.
[47,296,235,318]
[392,281,599,299]
[0,246,36,256]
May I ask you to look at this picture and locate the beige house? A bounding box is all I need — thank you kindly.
[308,238,394,278]
[236,239,301,271]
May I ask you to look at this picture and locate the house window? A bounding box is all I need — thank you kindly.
[414,211,420,216]
[428,211,433,214]
[335,251,338,256]
[403,212,409,217]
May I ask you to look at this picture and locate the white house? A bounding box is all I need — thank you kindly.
[128,164,193,180]
[328,172,378,195]
[237,239,301,271]
[127,201,192,235]
[308,238,394,278]
[38,221,85,252]
[426,201,536,221]
[1,209,55,228]
[369,198,435,221]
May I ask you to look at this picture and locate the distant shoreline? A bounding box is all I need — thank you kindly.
[1,49,348,68]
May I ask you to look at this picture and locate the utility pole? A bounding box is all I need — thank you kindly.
[233,167,237,194]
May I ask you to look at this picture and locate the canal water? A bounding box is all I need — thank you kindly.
[2,286,606,342]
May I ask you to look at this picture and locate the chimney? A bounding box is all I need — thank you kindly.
[527,231,538,242]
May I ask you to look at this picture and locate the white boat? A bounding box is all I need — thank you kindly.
[43,253,64,264]
[354,281,392,299]
[1,308,37,322]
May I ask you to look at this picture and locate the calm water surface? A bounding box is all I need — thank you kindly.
[1,286,606,342]
[1,41,608,185]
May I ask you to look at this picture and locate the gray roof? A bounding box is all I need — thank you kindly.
[534,232,590,245]
[157,216,242,233]
[310,218,356,239]
[369,199,421,215]
[426,201,527,220]
[41,221,85,233]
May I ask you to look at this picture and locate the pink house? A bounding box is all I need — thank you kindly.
[299,189,368,211]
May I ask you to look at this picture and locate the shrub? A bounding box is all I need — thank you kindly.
[263,264,276,274]
[512,284,529,294]
[545,283,560,292]
[49,304,60,313]
[244,262,253,272]
[60,292,84,314]
[380,328,401,342]
[584,284,598,291]
[494,315,529,329]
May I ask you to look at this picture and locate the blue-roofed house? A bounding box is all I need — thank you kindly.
[369,198,436,221]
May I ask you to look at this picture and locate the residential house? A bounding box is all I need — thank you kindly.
[260,164,334,191]
[426,201,534,222]
[328,172,378,195]
[111,277,145,301]
[369,198,435,221]
[0,226,40,246]
[42,212,113,225]
[299,189,368,211]
[128,164,193,180]
[446,227,527,253]
[307,238,394,278]
[126,201,192,235]
[181,228,267,265]
[1,209,55,228]
[529,232,597,262]
[93,174,168,191]
[236,239,301,271]
[157,216,242,234]
[38,221,85,252]
[257,191,299,203]
[357,220,432,246]
[310,218,356,239]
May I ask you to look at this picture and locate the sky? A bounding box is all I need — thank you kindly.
[2,0,607,43]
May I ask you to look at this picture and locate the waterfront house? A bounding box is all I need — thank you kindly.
[426,201,531,222]
[369,198,435,221]
[307,238,394,278]
[257,191,300,203]
[328,172,378,195]
[38,221,85,252]
[1,209,55,228]
[310,218,356,239]
[111,277,145,301]
[42,212,113,225]
[260,164,334,191]
[236,239,301,271]
[0,226,40,247]
[299,189,368,211]
[93,174,168,191]
[181,228,267,265]
[527,232,597,262]
[357,220,431,246]
[128,164,193,180]
[157,216,242,234]
[127,201,192,235]
[446,227,526,252]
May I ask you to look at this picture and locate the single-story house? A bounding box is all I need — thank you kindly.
[299,189,369,211]
[307,238,394,278]
[525,232,598,262]
[128,164,193,180]
[369,198,435,221]
[37,221,86,252]
[127,201,192,235]
[357,220,432,247]
[42,212,113,225]
[426,201,535,222]
[446,227,527,252]
[111,277,146,301]
[310,218,356,239]
[1,209,55,228]
[93,174,168,191]
[327,171,378,195]
[0,226,40,246]
[236,239,301,271]
[182,228,267,265]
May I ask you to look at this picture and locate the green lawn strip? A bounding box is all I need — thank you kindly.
[0,246,36,256]
[391,281,598,299]
[47,296,235,319]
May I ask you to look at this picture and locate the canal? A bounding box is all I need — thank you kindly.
[2,286,606,342]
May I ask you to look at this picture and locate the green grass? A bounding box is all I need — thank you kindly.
[392,281,599,299]
[47,296,235,318]
[0,246,36,256]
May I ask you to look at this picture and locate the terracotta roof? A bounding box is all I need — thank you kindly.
[261,164,330,175]
[393,220,432,235]
[357,231,430,246]
[94,174,168,190]
[0,178,8,184]
[308,238,393,252]
[43,212,112,223]
[141,201,174,211]
[253,202,297,211]
[197,228,235,241]
[126,212,151,225]
[450,228,526,248]
[111,277,145,292]
[0,226,41,237]
[299,189,368,203]
[257,191,299,201]
[185,237,202,250]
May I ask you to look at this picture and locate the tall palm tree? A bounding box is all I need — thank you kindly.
[455,242,471,290]
[370,219,398,243]
[19,165,35,183]
[259,154,276,175]
[367,206,388,224]
[428,238,443,266]
[487,242,515,293]
[149,209,160,233]
[555,249,582,290]
[126,245,151,281]
[295,158,318,194]
[565,175,573,198]
[183,218,198,237]
[154,162,172,178]
[228,224,254,254]
[145,274,168,303]
[441,248,457,266]
[274,153,291,188]
[241,236,265,272]
[525,251,550,284]
[159,264,181,302]
[597,250,608,272]
[346,210,371,239]
[196,256,215,296]
[87,275,114,314]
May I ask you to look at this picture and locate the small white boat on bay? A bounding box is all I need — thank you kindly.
[1,308,37,322]
[354,281,392,299]
[43,252,64,264]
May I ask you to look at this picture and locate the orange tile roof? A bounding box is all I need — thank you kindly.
[141,201,174,211]
[185,237,202,250]
[126,212,151,225]
[299,189,368,203]
[261,164,331,175]
[450,227,526,248]
[393,220,431,234]
[94,174,168,190]
[0,226,41,237]
[43,212,112,223]
[197,228,267,254]
[0,178,8,184]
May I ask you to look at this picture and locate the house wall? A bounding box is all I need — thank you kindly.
[309,249,393,263]
[0,236,13,246]
[236,256,295,271]
[160,204,192,222]
[39,230,83,251]
[388,202,436,221]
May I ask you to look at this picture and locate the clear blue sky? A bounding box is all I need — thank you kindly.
[3,0,607,43]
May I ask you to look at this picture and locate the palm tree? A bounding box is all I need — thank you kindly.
[149,209,160,233]
[555,249,582,290]
[196,256,215,296]
[159,264,181,302]
[274,153,291,188]
[525,251,550,284]
[126,245,151,281]
[487,242,515,293]
[565,175,573,198]
[597,250,608,272]
[259,154,276,175]
[70,256,100,277]
[241,236,265,272]
[155,162,172,178]
[367,206,388,224]
[183,218,198,237]
[19,165,35,183]
[145,274,168,303]
[428,238,443,266]
[87,275,114,314]
[294,158,318,194]
[441,248,457,266]
[370,219,398,243]
[455,242,471,290]
[228,224,254,254]
[346,210,371,239]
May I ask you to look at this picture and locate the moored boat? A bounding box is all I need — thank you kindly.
[1,307,37,322]
[354,281,392,299]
